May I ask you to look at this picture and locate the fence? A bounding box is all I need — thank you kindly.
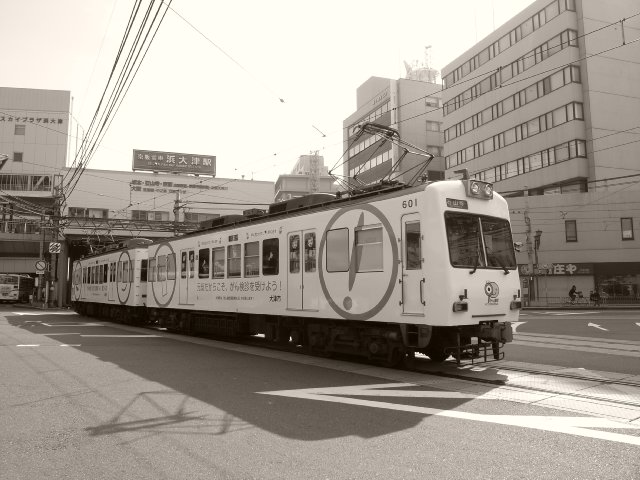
[527,294,640,308]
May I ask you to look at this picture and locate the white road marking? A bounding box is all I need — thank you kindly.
[511,321,527,333]
[41,323,103,327]
[260,383,640,446]
[16,344,40,347]
[539,311,599,316]
[59,344,81,347]
[588,322,608,331]
[79,334,160,338]
[11,312,77,316]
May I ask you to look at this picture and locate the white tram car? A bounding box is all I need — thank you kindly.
[141,176,520,364]
[71,238,152,322]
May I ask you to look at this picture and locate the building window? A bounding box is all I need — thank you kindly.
[426,121,441,132]
[13,152,23,162]
[131,210,169,221]
[565,220,577,242]
[621,218,634,240]
[68,207,109,218]
[14,125,25,135]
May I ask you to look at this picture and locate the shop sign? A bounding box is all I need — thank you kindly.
[518,263,593,276]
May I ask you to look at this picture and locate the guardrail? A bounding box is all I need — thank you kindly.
[527,295,640,308]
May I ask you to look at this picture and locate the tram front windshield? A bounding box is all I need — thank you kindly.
[445,212,516,270]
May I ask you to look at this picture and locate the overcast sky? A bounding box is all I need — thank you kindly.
[1,0,535,182]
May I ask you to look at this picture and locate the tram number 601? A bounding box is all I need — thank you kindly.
[402,199,418,208]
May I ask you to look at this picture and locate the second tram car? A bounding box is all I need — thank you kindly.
[71,238,152,322]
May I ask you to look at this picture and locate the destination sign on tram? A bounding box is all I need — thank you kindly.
[446,198,468,209]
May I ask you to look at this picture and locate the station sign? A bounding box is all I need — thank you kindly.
[133,149,216,176]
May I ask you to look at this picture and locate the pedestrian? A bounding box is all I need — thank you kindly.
[590,288,601,306]
[569,285,577,303]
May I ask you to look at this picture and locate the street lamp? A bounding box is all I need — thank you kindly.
[534,230,542,300]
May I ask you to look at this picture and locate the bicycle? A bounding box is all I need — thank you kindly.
[564,291,588,306]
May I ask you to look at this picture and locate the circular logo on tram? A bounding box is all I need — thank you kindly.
[150,242,177,308]
[72,262,82,302]
[318,204,399,321]
[117,251,132,304]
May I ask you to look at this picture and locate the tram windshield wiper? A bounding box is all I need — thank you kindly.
[469,255,480,274]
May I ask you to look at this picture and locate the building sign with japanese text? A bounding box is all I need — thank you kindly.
[518,263,594,276]
[133,149,216,176]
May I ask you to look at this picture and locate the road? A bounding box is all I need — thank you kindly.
[0,306,638,480]
[510,309,640,374]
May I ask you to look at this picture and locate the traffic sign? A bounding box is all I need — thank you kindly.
[35,259,46,275]
[48,242,61,254]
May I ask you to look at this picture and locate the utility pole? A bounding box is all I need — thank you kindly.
[524,187,535,305]
[50,185,62,307]
[173,191,181,235]
[37,213,45,305]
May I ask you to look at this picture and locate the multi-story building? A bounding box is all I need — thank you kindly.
[274,153,338,202]
[0,87,69,275]
[342,75,445,188]
[441,0,640,303]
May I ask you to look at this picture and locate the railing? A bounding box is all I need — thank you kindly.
[527,295,640,308]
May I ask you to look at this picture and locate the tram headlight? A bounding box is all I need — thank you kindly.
[464,179,494,199]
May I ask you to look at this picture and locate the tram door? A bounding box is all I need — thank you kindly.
[107,262,116,302]
[287,230,319,311]
[179,249,195,305]
[401,214,425,315]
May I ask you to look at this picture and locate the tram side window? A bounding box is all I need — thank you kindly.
[167,253,176,280]
[103,264,108,283]
[199,248,210,279]
[326,228,349,272]
[181,252,187,279]
[355,225,383,272]
[227,244,241,278]
[245,241,259,277]
[123,260,130,284]
[117,261,122,283]
[262,238,279,275]
[405,221,422,270]
[82,267,87,284]
[289,235,300,273]
[157,255,167,281]
[212,247,225,278]
[148,258,156,282]
[304,232,316,272]
[141,259,148,282]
